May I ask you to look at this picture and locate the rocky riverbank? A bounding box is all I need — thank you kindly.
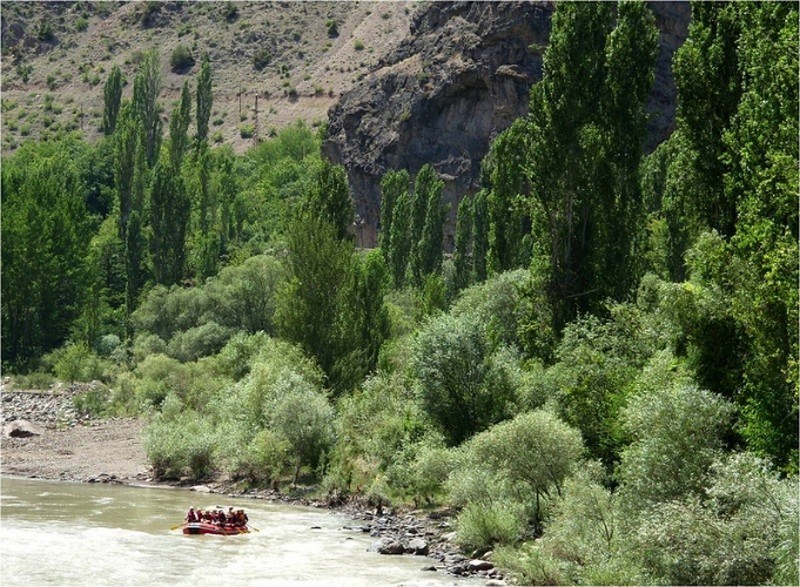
[1,381,506,585]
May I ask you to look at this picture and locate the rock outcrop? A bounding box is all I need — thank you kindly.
[324,1,690,248]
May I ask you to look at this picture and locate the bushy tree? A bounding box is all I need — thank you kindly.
[1,140,94,367]
[276,209,354,393]
[616,371,735,511]
[452,409,585,537]
[411,313,518,445]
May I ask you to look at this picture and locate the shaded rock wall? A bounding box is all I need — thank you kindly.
[323,1,690,248]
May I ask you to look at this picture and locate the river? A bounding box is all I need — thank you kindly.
[1,476,479,586]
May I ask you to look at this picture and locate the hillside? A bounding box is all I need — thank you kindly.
[1,1,414,152]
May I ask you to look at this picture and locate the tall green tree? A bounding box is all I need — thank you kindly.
[149,151,190,286]
[169,80,192,172]
[471,188,489,283]
[102,65,123,136]
[1,140,93,367]
[723,1,798,469]
[132,49,163,168]
[408,164,435,285]
[337,250,391,390]
[596,0,659,299]
[452,194,474,293]
[379,169,409,266]
[521,1,657,331]
[388,187,412,288]
[276,209,354,392]
[409,164,444,286]
[307,161,354,242]
[672,1,742,237]
[195,54,212,147]
[486,118,530,275]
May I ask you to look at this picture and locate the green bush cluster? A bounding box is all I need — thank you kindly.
[170,44,195,72]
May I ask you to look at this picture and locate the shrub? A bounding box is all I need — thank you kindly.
[13,371,55,390]
[252,47,271,70]
[95,334,122,358]
[223,2,239,22]
[240,123,254,138]
[165,321,233,363]
[170,44,195,72]
[325,19,339,38]
[73,385,112,418]
[75,17,89,32]
[456,502,524,551]
[233,428,291,484]
[354,40,364,51]
[616,375,735,511]
[49,342,107,383]
[38,21,55,42]
[267,371,335,483]
[144,411,215,480]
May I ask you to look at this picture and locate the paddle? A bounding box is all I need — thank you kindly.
[249,526,260,532]
[170,523,184,531]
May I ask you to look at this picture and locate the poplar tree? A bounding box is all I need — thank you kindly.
[309,161,354,242]
[471,188,489,283]
[409,164,443,286]
[132,49,163,168]
[196,54,212,147]
[453,194,474,293]
[169,81,192,172]
[102,65,123,136]
[417,171,446,280]
[388,188,412,288]
[379,169,409,265]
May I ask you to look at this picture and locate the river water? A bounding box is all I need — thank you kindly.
[1,476,479,586]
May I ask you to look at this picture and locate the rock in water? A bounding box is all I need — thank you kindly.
[406,537,430,555]
[369,538,406,555]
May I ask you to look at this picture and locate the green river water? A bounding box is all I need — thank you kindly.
[0,476,479,586]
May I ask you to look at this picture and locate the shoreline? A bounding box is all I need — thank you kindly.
[1,386,506,585]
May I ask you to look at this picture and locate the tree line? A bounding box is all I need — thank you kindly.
[2,2,797,585]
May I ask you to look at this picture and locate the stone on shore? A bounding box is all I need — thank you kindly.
[3,419,43,438]
[469,559,494,571]
[406,537,430,555]
[369,538,405,555]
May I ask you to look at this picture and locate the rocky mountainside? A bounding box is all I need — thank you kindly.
[324,1,691,247]
[1,1,414,152]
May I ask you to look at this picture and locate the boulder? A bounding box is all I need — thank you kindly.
[369,538,405,555]
[406,537,430,555]
[468,559,495,571]
[3,419,42,438]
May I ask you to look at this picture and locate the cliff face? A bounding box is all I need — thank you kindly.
[323,1,690,248]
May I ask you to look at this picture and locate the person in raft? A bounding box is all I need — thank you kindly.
[185,507,199,523]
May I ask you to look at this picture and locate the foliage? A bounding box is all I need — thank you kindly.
[1,138,95,368]
[252,47,272,71]
[102,65,123,135]
[456,502,525,552]
[170,44,195,72]
[50,342,108,383]
[616,370,735,511]
[411,312,519,445]
[276,209,354,394]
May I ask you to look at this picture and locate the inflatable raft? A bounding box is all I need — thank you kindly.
[182,522,250,535]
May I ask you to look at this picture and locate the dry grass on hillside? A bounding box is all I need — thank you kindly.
[1,1,415,154]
